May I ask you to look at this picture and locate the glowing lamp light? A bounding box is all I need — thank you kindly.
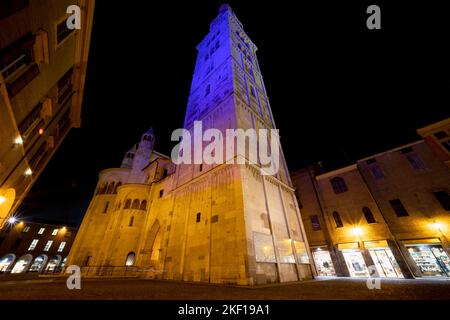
[431,222,443,231]
[0,196,6,205]
[8,217,17,224]
[39,128,44,135]
[25,168,32,176]
[352,227,363,237]
[61,226,67,232]
[14,136,23,145]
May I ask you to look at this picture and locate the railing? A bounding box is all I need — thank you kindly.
[54,266,163,278]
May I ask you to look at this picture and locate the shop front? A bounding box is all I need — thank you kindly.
[312,247,336,276]
[365,240,403,278]
[404,239,450,277]
[338,243,370,277]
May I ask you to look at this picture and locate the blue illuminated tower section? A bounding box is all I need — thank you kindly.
[181,4,291,184]
[171,4,314,285]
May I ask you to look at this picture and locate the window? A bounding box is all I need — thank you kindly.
[140,200,147,211]
[57,67,73,104]
[406,154,426,170]
[442,141,450,153]
[38,228,45,235]
[22,226,30,233]
[363,207,377,224]
[205,84,211,96]
[310,215,321,231]
[370,164,385,180]
[211,215,219,223]
[103,201,109,213]
[330,177,348,194]
[56,18,75,45]
[57,241,66,252]
[0,33,35,81]
[389,199,409,217]
[52,229,59,236]
[124,199,131,209]
[129,216,134,227]
[44,240,53,251]
[434,131,449,140]
[433,191,450,211]
[196,212,201,223]
[159,190,164,198]
[125,252,135,266]
[250,85,256,98]
[28,239,39,251]
[332,211,344,228]
[199,164,203,172]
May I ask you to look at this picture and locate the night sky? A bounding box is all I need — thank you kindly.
[19,1,449,225]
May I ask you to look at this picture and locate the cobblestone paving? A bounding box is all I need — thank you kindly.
[0,277,449,300]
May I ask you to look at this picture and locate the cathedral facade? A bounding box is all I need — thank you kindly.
[67,5,314,285]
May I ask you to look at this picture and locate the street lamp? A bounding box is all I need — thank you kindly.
[352,227,363,237]
[8,217,17,224]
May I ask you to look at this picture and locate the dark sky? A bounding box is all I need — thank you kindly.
[20,0,449,225]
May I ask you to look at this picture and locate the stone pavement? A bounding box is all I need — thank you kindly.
[0,276,449,300]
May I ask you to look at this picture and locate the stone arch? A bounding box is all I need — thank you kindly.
[131,199,140,209]
[124,198,131,209]
[140,200,147,211]
[29,254,48,272]
[145,220,162,264]
[11,254,32,273]
[45,255,62,272]
[0,253,16,272]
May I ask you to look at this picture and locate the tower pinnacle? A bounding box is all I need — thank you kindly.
[219,4,232,14]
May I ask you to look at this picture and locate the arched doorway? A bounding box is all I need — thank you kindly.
[29,255,48,272]
[144,220,162,267]
[125,252,135,266]
[11,254,32,273]
[45,255,62,272]
[0,254,16,272]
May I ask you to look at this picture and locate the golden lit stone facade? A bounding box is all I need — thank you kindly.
[68,5,314,285]
[0,0,95,228]
[293,138,450,278]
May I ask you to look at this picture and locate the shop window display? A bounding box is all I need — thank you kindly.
[342,250,370,277]
[407,245,450,277]
[368,248,403,278]
[313,249,336,276]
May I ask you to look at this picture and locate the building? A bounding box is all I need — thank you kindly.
[67,4,314,285]
[417,118,450,168]
[0,0,95,229]
[292,138,450,279]
[0,219,77,273]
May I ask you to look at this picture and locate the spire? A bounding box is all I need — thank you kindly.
[120,144,138,169]
[219,4,232,14]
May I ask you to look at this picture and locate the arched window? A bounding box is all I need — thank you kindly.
[363,207,376,224]
[330,177,348,194]
[140,200,147,211]
[97,183,107,195]
[131,199,140,209]
[116,201,121,210]
[333,211,344,228]
[125,252,135,266]
[113,182,122,194]
[124,199,131,209]
[129,216,134,227]
[106,182,115,194]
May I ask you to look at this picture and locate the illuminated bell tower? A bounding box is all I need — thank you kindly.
[166,4,314,285]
